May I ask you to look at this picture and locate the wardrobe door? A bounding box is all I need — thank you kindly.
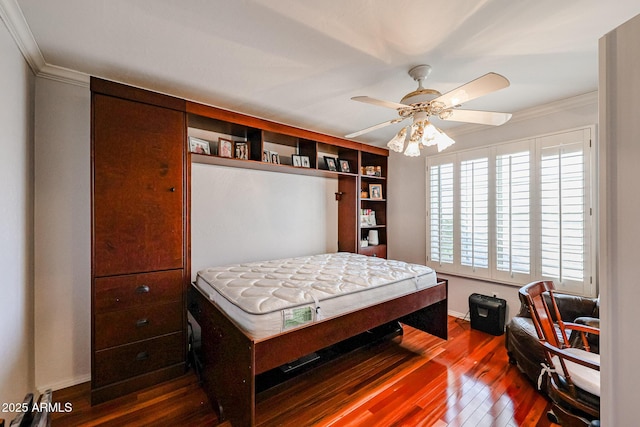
[93,94,185,277]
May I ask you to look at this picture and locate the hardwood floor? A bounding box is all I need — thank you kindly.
[52,317,557,426]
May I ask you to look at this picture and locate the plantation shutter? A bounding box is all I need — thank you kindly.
[459,154,489,276]
[428,159,454,267]
[495,142,532,282]
[538,129,591,293]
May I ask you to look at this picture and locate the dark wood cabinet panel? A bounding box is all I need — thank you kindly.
[93,332,184,388]
[358,243,387,258]
[92,94,185,277]
[94,301,183,350]
[337,176,358,253]
[94,269,183,313]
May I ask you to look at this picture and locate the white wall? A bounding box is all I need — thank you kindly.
[0,16,35,417]
[33,78,91,391]
[599,12,640,426]
[191,163,339,275]
[388,92,598,320]
[387,150,426,265]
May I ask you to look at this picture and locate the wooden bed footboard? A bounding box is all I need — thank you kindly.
[188,279,448,427]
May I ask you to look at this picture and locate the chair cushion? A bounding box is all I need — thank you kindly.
[551,348,600,397]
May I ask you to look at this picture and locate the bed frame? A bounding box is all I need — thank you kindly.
[188,278,448,427]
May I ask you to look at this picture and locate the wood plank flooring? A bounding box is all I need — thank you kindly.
[51,317,557,426]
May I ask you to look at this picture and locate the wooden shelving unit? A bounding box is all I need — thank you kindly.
[358,152,388,258]
[89,76,390,404]
[185,101,388,258]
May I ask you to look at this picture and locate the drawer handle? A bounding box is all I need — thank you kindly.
[136,351,149,361]
[136,318,149,327]
[135,285,150,294]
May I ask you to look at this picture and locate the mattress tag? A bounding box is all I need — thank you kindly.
[282,305,314,330]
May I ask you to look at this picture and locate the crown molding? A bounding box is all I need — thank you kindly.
[0,0,88,87]
[447,91,598,137]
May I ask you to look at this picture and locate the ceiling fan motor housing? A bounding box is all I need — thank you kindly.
[401,64,442,107]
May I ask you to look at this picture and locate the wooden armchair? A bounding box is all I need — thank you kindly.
[520,280,600,427]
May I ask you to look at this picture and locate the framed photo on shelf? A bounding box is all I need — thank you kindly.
[189,137,211,155]
[324,156,337,171]
[369,183,383,200]
[235,142,249,160]
[270,151,280,164]
[292,154,302,167]
[338,159,351,173]
[263,149,270,162]
[301,156,311,168]
[218,137,233,158]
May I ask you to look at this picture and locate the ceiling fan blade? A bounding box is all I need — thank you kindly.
[432,73,510,109]
[351,96,407,110]
[441,109,512,126]
[345,117,407,138]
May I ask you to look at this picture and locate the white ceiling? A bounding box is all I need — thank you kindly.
[11,0,640,146]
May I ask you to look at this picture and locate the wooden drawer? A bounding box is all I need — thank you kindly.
[359,244,387,258]
[94,270,183,313]
[94,301,183,350]
[93,332,184,388]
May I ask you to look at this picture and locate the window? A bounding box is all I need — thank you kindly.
[426,128,594,295]
[428,158,454,266]
[495,144,531,282]
[460,156,489,274]
[538,133,588,290]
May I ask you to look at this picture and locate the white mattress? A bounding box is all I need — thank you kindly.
[195,252,437,340]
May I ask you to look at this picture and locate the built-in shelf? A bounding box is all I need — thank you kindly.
[190,152,358,179]
[184,100,389,258]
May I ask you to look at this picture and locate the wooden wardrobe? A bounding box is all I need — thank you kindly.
[90,78,189,404]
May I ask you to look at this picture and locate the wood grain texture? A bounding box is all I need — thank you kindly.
[92,93,185,276]
[53,317,557,426]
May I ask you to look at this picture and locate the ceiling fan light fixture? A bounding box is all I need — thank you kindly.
[387,127,407,152]
[421,121,440,147]
[403,140,421,157]
[436,129,455,152]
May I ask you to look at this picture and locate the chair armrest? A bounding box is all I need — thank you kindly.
[564,322,600,336]
[541,341,600,371]
[574,316,600,329]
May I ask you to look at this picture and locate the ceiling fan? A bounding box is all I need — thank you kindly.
[345,65,512,156]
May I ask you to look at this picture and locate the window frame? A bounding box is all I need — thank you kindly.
[425,126,596,296]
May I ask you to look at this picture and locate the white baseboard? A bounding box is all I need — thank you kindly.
[37,374,90,394]
[448,309,469,321]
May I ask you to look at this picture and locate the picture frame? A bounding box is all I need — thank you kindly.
[338,159,351,173]
[263,149,270,162]
[301,156,311,168]
[235,142,249,160]
[189,136,211,155]
[270,151,280,164]
[218,137,234,158]
[369,183,383,200]
[292,154,302,167]
[324,156,337,171]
